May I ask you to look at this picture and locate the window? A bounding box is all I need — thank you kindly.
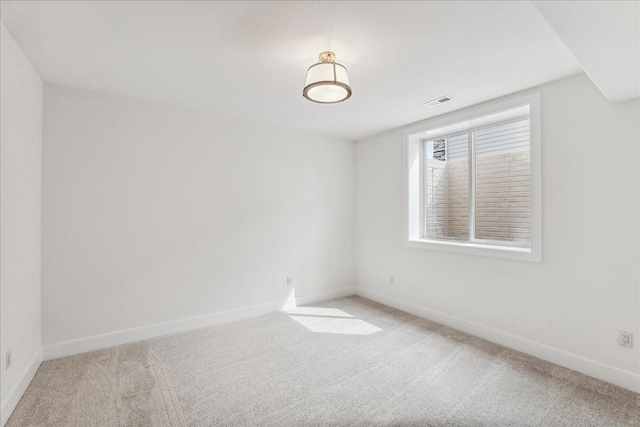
[405,93,541,262]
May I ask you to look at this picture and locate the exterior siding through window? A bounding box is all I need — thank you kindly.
[423,119,530,244]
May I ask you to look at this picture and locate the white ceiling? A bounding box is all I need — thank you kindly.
[533,1,639,103]
[0,1,630,141]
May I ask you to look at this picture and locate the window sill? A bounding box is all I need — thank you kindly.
[405,238,541,263]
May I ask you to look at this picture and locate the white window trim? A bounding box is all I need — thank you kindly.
[403,92,542,263]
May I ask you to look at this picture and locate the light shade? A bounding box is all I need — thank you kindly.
[303,51,352,104]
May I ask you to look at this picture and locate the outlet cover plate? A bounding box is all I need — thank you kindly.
[618,330,633,348]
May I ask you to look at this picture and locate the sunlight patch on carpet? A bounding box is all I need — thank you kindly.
[287,307,382,335]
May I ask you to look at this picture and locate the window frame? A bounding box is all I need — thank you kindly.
[404,93,541,262]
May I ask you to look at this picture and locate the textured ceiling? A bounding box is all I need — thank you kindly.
[0,1,588,140]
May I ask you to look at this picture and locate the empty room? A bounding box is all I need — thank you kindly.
[1,1,639,426]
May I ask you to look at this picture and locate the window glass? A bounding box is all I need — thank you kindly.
[423,133,469,240]
[474,119,531,243]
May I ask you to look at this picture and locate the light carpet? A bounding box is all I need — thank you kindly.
[7,296,640,426]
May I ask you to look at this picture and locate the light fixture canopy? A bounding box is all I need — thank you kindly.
[303,51,352,104]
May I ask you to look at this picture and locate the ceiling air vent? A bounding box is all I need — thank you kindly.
[424,96,453,108]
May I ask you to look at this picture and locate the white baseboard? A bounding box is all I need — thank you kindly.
[356,287,640,394]
[1,347,42,427]
[43,286,357,361]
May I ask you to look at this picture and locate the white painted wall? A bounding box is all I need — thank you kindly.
[355,73,640,392]
[42,84,355,351]
[0,22,43,424]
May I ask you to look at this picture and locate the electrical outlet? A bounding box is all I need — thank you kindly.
[618,330,633,348]
[286,276,293,287]
[5,349,11,370]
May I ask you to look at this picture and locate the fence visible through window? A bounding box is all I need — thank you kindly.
[423,119,530,245]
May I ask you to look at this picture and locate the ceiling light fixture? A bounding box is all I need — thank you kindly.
[303,51,352,104]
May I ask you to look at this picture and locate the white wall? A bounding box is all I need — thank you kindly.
[0,22,43,424]
[42,84,355,354]
[355,73,640,392]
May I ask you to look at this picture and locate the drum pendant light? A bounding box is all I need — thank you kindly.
[303,51,352,104]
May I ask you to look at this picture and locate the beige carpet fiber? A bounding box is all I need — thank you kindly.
[7,296,640,426]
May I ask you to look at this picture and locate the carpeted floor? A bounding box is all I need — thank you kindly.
[7,296,640,426]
